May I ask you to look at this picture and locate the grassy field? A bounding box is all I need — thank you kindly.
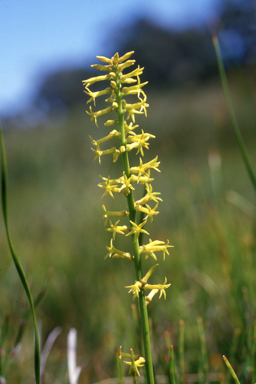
[1,71,256,383]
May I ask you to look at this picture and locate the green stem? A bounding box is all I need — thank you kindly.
[115,75,155,384]
[223,355,241,384]
[0,312,9,378]
[179,320,185,384]
[212,34,256,194]
[0,123,40,384]
[169,345,177,384]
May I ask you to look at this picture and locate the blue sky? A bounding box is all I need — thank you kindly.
[0,0,220,115]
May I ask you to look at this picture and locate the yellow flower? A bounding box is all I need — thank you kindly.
[98,175,120,199]
[105,239,132,260]
[119,346,146,377]
[124,122,139,136]
[141,264,159,283]
[123,356,146,376]
[92,146,121,164]
[125,281,142,298]
[126,220,149,242]
[117,51,135,63]
[90,130,121,149]
[116,59,136,73]
[86,105,113,127]
[135,202,159,223]
[122,81,148,97]
[127,130,155,156]
[84,87,112,106]
[90,63,112,72]
[124,98,149,123]
[120,66,144,82]
[102,205,129,225]
[134,183,162,207]
[145,277,171,300]
[82,73,111,87]
[116,173,135,195]
[106,220,128,240]
[130,174,154,184]
[130,157,160,182]
[139,239,173,260]
[145,289,159,304]
[104,119,119,126]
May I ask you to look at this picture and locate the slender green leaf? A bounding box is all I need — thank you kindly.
[0,122,41,384]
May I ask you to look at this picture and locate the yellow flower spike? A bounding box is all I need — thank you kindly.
[106,220,128,240]
[84,51,174,384]
[126,220,149,242]
[105,239,132,260]
[86,105,113,127]
[125,280,143,299]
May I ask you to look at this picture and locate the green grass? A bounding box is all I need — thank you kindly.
[1,72,256,383]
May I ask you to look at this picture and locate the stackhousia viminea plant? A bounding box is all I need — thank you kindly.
[83,51,173,384]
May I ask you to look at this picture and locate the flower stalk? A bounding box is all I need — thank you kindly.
[83,51,173,384]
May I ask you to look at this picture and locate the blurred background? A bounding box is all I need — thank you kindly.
[1,0,256,383]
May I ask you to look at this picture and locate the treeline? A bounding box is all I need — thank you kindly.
[8,0,256,122]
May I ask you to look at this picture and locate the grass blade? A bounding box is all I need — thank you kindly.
[212,33,256,194]
[223,355,241,384]
[0,122,41,384]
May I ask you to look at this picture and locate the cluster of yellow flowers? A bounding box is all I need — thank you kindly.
[83,51,173,309]
[83,50,174,378]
